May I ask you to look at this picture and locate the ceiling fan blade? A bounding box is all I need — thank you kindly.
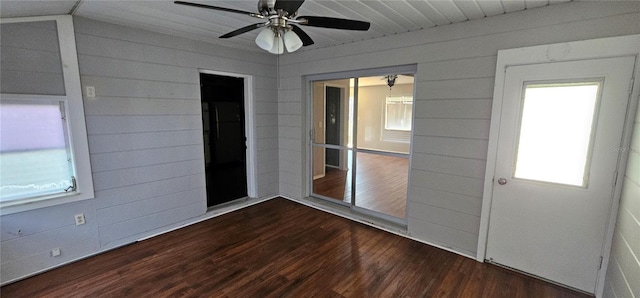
[175,1,257,16]
[258,0,273,14]
[275,0,305,15]
[290,25,314,46]
[298,16,370,31]
[220,23,265,39]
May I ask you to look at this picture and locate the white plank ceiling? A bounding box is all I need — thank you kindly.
[1,0,571,52]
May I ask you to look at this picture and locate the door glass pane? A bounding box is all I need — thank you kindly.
[312,80,351,147]
[514,82,600,187]
[312,147,352,203]
[358,75,413,153]
[354,152,409,218]
[310,73,414,220]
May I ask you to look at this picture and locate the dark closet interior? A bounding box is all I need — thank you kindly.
[200,73,247,207]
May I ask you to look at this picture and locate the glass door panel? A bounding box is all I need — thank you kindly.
[352,75,414,219]
[310,79,353,205]
[310,73,414,221]
[312,147,353,203]
[356,75,414,154]
[311,80,351,149]
[353,151,409,218]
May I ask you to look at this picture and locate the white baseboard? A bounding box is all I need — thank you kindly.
[0,195,279,287]
[280,195,476,260]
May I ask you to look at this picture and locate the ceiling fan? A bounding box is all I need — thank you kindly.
[174,0,371,54]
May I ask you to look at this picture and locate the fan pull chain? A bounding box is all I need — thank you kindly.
[276,50,281,90]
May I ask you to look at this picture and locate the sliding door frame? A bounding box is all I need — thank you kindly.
[306,64,418,223]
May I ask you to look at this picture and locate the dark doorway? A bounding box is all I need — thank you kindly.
[325,86,341,167]
[200,73,247,207]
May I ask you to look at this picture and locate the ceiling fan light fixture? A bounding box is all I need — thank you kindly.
[283,30,303,53]
[175,0,371,54]
[268,34,284,54]
[385,74,398,89]
[255,28,275,51]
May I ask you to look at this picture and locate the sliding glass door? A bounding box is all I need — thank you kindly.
[310,72,415,221]
[311,79,353,205]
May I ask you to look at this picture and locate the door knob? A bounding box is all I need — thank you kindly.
[498,178,508,185]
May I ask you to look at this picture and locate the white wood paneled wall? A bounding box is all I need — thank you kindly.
[0,17,279,283]
[277,1,640,257]
[76,16,279,248]
[604,98,640,298]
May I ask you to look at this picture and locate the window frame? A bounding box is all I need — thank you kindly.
[384,95,413,132]
[0,15,94,215]
[512,80,603,188]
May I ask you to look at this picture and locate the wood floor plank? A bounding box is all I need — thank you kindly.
[1,198,591,297]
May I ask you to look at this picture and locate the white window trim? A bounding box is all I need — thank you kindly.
[1,15,94,215]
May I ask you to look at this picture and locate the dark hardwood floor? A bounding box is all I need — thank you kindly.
[1,198,590,297]
[313,152,409,218]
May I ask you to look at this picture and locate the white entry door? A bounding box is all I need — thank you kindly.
[486,56,635,293]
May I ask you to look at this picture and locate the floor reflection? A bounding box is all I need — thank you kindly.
[312,152,408,218]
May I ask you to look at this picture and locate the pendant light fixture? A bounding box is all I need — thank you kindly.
[384,74,398,89]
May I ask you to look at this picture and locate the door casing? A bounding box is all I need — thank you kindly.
[199,69,257,201]
[478,35,640,297]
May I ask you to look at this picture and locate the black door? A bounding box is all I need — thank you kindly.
[200,73,247,207]
[325,86,341,167]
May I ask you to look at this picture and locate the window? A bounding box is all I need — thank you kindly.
[385,96,413,131]
[1,100,76,203]
[513,81,601,187]
[0,16,93,214]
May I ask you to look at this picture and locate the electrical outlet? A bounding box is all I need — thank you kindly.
[51,248,61,257]
[86,86,95,98]
[74,213,86,226]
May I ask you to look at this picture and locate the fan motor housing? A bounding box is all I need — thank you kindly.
[269,16,288,29]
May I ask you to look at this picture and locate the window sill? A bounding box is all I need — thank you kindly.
[0,191,93,216]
